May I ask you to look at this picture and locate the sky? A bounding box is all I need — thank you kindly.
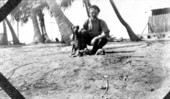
[0,0,170,44]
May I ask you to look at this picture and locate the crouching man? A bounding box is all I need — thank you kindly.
[80,5,110,55]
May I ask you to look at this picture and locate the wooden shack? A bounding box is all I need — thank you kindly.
[148,8,170,34]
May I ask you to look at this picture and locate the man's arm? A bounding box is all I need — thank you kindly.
[91,20,110,45]
[95,19,110,39]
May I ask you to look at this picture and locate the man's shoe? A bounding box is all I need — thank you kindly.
[95,49,106,55]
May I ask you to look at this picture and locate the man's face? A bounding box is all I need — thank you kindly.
[89,8,99,20]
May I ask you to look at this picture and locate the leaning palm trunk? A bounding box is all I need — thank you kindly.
[83,0,91,17]
[0,0,22,22]
[109,0,141,41]
[0,21,8,45]
[31,9,43,43]
[46,0,73,45]
[5,18,20,45]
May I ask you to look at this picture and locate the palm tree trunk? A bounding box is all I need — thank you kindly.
[109,0,141,41]
[17,21,19,38]
[37,10,51,43]
[46,0,73,45]
[0,21,8,45]
[0,0,22,22]
[83,0,91,17]
[5,18,20,45]
[31,9,43,43]
[3,20,8,45]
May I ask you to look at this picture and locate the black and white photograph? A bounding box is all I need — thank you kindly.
[0,0,170,99]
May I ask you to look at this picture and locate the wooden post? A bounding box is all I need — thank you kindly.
[0,73,25,99]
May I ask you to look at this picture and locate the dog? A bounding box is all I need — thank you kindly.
[70,26,88,56]
[70,26,80,55]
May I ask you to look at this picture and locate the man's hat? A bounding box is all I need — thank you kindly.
[89,5,100,12]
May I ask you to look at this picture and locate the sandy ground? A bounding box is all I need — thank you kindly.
[0,40,170,99]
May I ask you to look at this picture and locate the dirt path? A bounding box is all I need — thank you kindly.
[0,40,170,99]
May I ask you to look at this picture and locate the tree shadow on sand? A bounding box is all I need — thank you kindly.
[105,50,135,54]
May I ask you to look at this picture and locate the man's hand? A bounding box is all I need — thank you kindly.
[91,37,98,45]
[80,29,87,33]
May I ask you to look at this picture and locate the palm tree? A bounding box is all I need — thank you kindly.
[46,0,74,45]
[32,1,51,43]
[0,0,22,22]
[0,0,22,45]
[0,0,42,44]
[109,0,141,41]
[0,21,8,45]
[11,0,75,44]
[5,18,20,44]
[31,8,43,43]
[10,0,48,43]
[37,9,51,43]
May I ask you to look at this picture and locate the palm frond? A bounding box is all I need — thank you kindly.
[10,0,48,23]
[60,0,76,10]
[0,0,7,7]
